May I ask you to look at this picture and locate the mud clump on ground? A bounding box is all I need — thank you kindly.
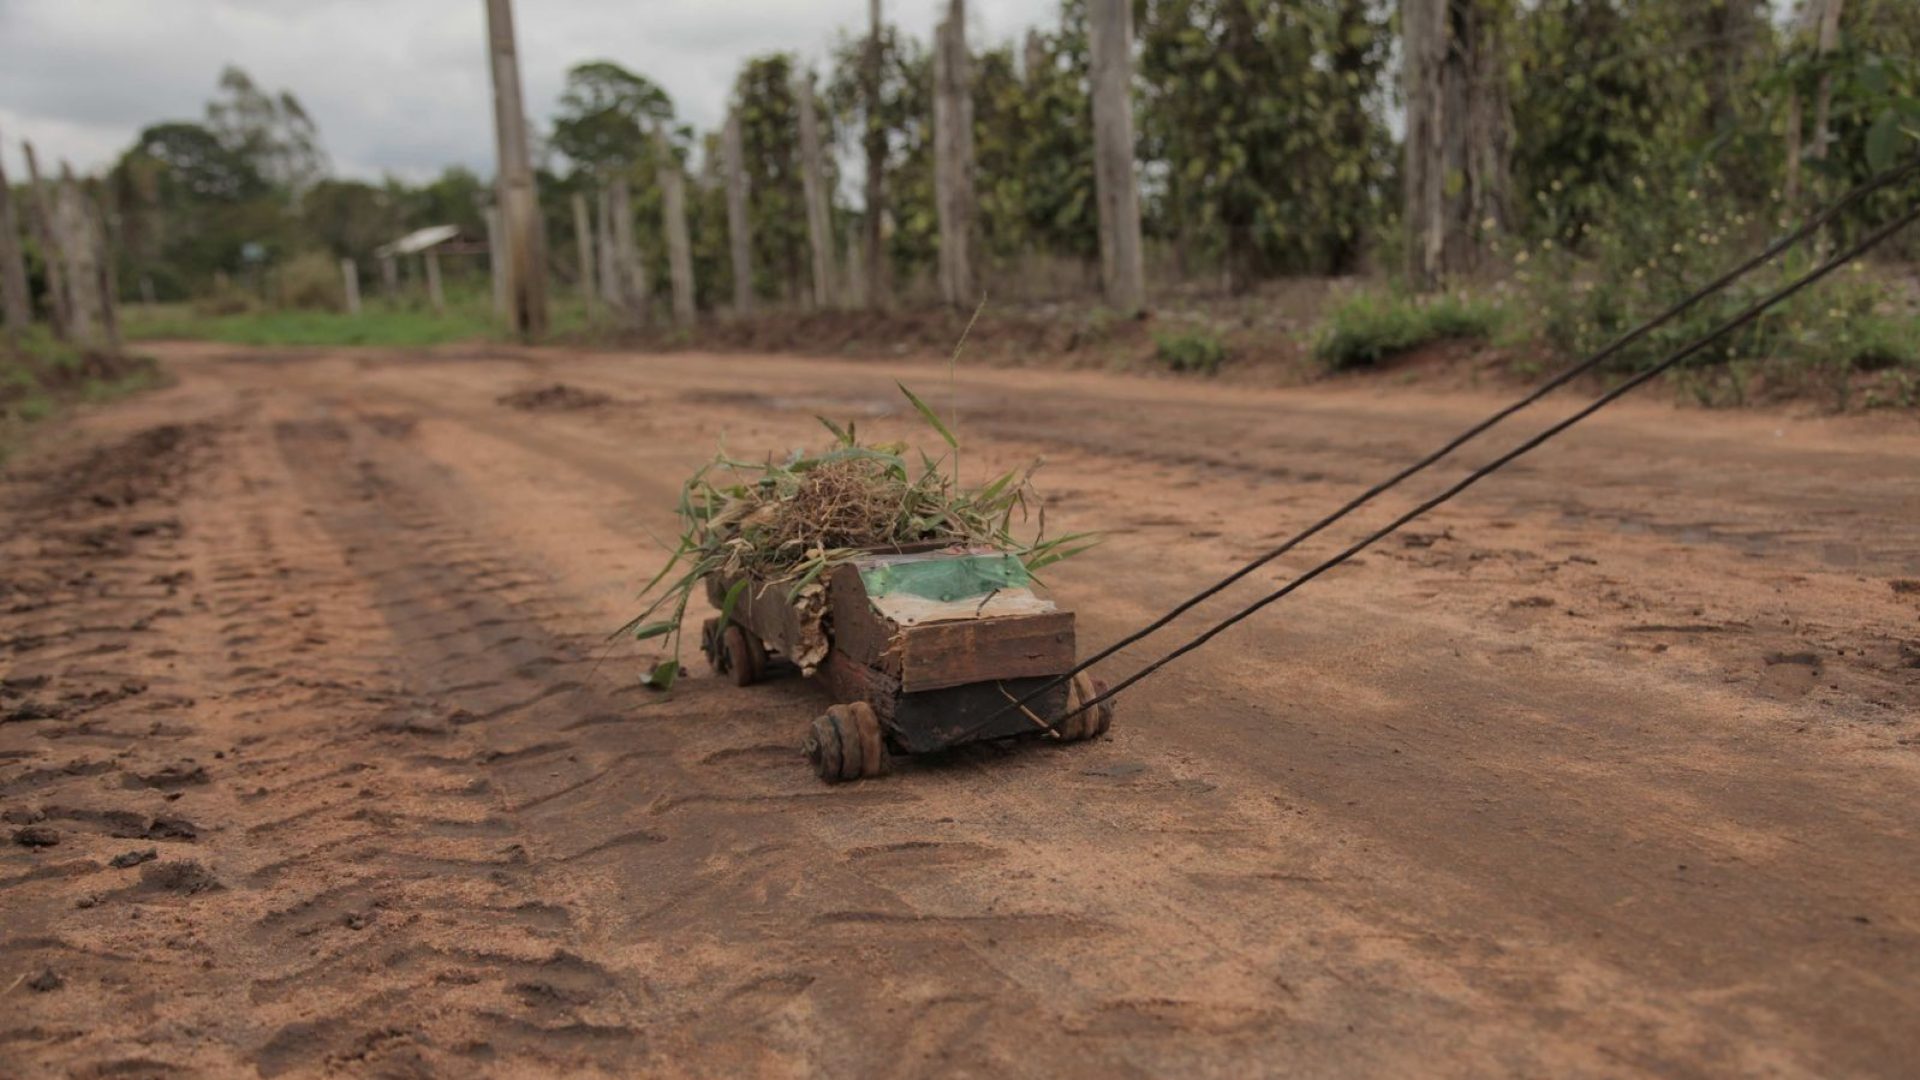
[138,858,222,896]
[496,383,612,412]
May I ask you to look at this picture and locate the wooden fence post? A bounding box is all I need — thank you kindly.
[571,190,597,322]
[82,177,121,351]
[341,258,361,315]
[0,138,32,339]
[722,108,754,317]
[596,185,619,310]
[21,142,72,340]
[795,69,837,308]
[52,165,106,348]
[932,0,976,308]
[610,177,647,325]
[863,0,891,309]
[655,125,696,326]
[423,250,446,314]
[485,0,549,337]
[1088,0,1146,314]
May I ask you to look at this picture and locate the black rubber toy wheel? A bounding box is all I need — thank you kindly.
[1057,674,1115,742]
[805,702,888,783]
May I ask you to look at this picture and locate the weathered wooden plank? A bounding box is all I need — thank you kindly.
[826,563,896,670]
[897,611,1074,693]
[893,677,1068,754]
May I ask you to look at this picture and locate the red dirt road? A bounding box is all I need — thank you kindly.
[3,344,1917,1077]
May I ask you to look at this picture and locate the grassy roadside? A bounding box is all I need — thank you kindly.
[108,273,1920,413]
[120,293,597,349]
[1,330,167,464]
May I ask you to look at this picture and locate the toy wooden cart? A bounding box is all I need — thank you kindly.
[699,545,1113,783]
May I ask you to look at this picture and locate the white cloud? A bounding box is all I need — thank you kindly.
[0,0,1051,183]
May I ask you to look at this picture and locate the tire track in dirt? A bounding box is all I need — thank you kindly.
[10,346,1920,1077]
[255,402,1145,1077]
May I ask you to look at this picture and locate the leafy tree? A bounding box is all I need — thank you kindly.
[731,54,810,301]
[550,61,675,174]
[826,24,937,280]
[205,66,326,192]
[972,10,1098,264]
[300,179,397,258]
[124,122,267,204]
[1138,0,1392,288]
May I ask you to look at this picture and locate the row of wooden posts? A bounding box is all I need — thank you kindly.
[0,134,122,353]
[478,0,1146,340]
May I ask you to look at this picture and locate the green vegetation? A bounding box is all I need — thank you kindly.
[8,1,1910,407]
[123,301,496,348]
[1,331,163,461]
[1314,291,1504,371]
[1153,327,1228,374]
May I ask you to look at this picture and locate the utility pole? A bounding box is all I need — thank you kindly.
[21,142,73,340]
[795,68,837,308]
[484,0,549,337]
[482,206,506,315]
[1088,0,1145,314]
[863,0,890,309]
[932,0,976,308]
[654,124,696,326]
[722,107,754,316]
[0,137,33,341]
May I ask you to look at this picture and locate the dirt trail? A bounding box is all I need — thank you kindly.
[3,343,1916,1077]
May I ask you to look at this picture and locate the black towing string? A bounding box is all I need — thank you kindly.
[969,155,1920,738]
[1035,197,1920,731]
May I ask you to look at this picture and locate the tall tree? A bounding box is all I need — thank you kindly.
[550,61,675,174]
[1402,0,1511,290]
[204,67,327,193]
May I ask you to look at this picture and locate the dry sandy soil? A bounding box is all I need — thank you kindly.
[2,343,1916,1078]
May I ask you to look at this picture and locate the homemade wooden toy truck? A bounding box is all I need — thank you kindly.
[700,546,1113,782]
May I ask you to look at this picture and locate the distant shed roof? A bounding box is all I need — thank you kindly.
[375,225,461,258]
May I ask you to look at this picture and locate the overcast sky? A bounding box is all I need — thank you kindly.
[0,0,1050,184]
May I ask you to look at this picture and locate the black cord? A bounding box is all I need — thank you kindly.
[970,155,1920,740]
[1045,199,1920,729]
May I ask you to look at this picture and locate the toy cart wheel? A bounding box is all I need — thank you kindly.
[804,702,888,783]
[700,618,724,674]
[1055,674,1115,742]
[722,624,766,687]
